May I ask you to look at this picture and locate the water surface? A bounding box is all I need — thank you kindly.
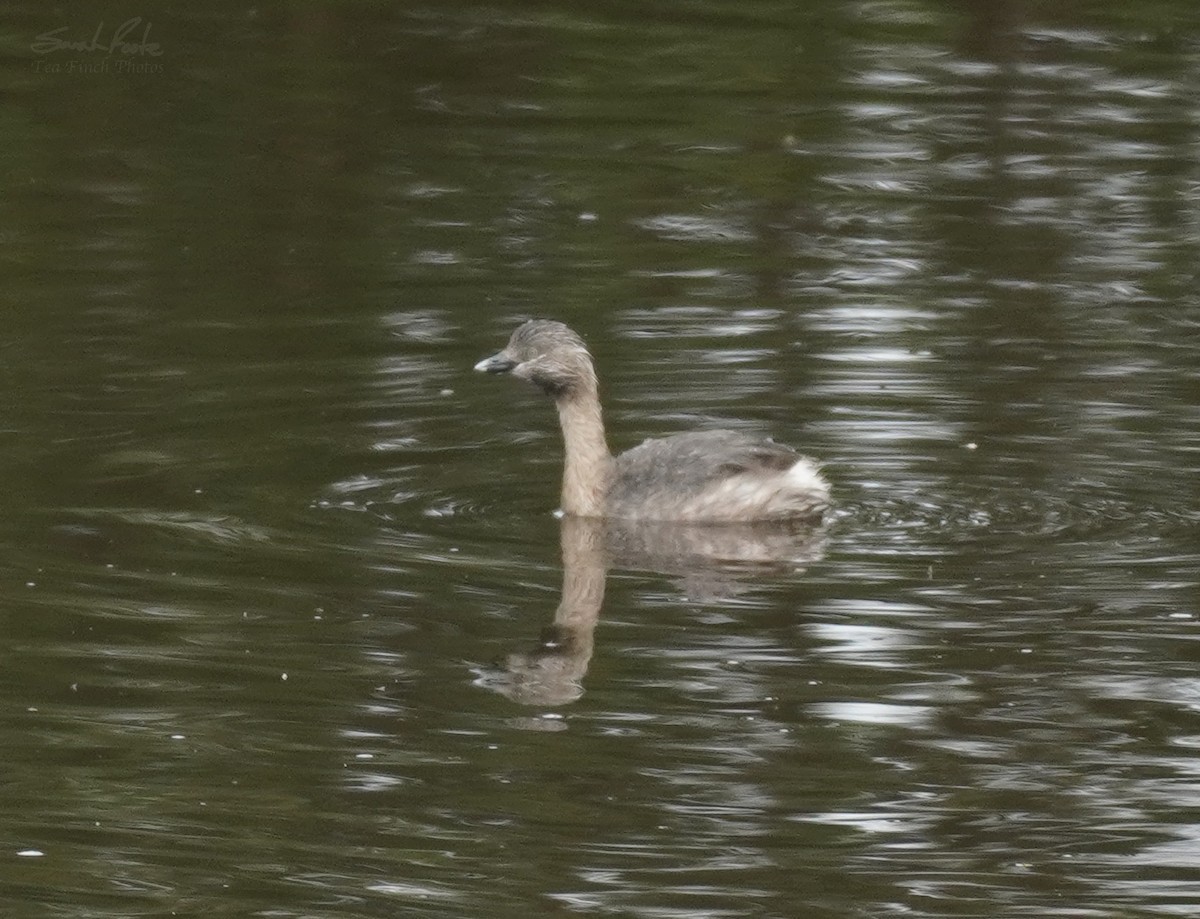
[1,2,1199,917]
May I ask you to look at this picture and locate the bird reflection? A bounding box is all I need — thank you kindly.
[478,515,827,707]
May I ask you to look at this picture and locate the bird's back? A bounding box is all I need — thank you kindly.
[607,430,828,522]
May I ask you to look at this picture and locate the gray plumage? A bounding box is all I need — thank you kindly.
[476,320,829,522]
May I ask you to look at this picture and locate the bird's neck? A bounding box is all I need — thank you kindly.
[554,387,614,517]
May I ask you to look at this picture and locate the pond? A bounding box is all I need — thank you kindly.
[1,2,1199,917]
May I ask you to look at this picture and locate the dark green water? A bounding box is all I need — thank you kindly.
[2,2,1199,917]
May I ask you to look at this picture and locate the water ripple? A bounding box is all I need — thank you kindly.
[839,485,1198,546]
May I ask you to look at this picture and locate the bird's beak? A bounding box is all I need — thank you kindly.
[474,352,517,374]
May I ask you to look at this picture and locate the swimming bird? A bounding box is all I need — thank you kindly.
[475,320,829,522]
